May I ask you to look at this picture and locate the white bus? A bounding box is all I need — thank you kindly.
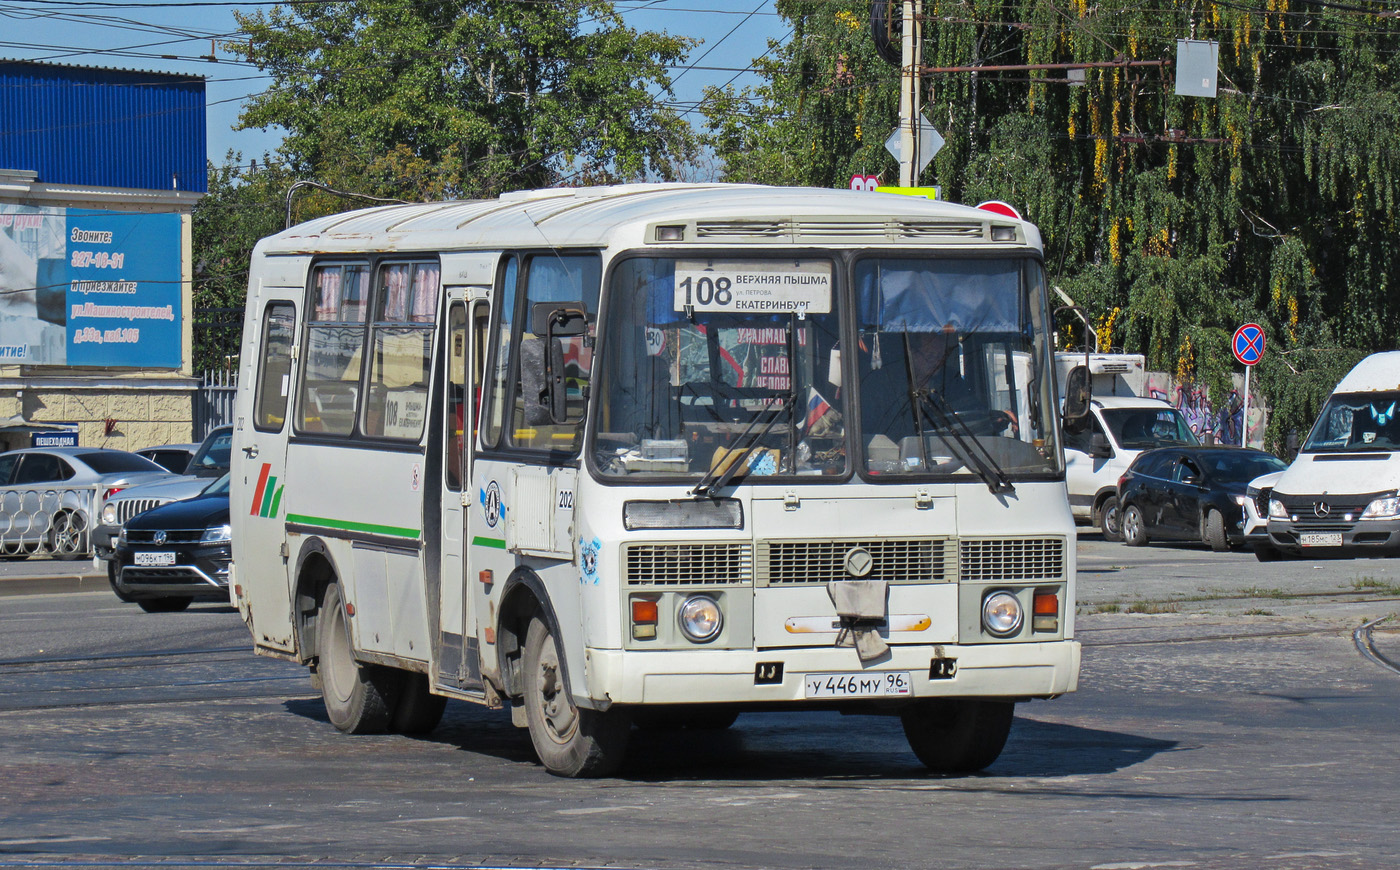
[230,184,1084,777]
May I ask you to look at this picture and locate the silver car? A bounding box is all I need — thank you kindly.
[0,448,172,559]
[93,425,232,559]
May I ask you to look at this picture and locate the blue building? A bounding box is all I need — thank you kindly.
[0,59,206,451]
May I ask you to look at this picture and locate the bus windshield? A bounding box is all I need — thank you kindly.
[853,257,1061,479]
[1302,391,1400,452]
[594,257,846,480]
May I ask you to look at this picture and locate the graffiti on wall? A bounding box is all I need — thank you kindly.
[1145,371,1267,449]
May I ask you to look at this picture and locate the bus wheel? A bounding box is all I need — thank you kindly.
[317,581,394,735]
[391,672,447,735]
[522,615,630,777]
[136,596,192,613]
[901,699,1015,773]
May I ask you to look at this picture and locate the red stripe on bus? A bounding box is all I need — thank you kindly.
[250,463,271,516]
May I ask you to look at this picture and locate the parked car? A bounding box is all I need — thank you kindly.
[135,442,200,474]
[1242,470,1285,560]
[111,473,231,612]
[93,426,232,559]
[1117,446,1289,550]
[0,447,171,559]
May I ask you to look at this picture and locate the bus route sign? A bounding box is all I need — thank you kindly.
[1232,323,1265,366]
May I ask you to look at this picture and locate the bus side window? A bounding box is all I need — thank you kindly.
[297,262,370,436]
[362,261,439,440]
[253,302,295,431]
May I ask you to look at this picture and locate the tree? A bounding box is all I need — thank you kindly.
[703,0,1400,450]
[231,0,698,205]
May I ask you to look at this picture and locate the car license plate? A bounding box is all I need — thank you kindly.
[134,551,176,566]
[804,671,912,699]
[1300,532,1343,547]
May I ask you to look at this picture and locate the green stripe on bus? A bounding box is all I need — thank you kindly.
[472,536,508,550]
[285,513,421,539]
[268,484,284,519]
[259,476,279,517]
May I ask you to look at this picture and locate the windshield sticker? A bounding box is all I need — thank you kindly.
[674,260,832,314]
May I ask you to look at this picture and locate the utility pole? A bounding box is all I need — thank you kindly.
[898,0,923,186]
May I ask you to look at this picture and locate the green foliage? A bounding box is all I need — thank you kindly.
[231,0,698,202]
[705,0,1400,443]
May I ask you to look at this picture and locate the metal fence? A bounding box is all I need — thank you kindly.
[0,486,98,560]
[194,369,238,440]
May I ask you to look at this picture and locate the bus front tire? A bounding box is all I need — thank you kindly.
[317,581,395,735]
[901,699,1015,773]
[522,615,630,777]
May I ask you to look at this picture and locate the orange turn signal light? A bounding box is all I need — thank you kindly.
[632,599,659,624]
[1033,591,1059,615]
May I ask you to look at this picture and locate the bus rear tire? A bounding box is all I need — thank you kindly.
[522,615,630,777]
[391,672,447,735]
[317,581,394,735]
[901,699,1015,773]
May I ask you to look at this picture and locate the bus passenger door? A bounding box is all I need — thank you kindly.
[233,284,302,654]
[437,294,488,692]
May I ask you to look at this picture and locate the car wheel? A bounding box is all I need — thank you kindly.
[522,614,631,777]
[901,699,1016,773]
[1122,504,1149,547]
[1204,509,1230,552]
[1098,496,1123,542]
[316,581,396,734]
[107,560,136,603]
[136,596,192,613]
[46,510,89,561]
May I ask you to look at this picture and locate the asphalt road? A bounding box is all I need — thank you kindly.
[1,536,1398,870]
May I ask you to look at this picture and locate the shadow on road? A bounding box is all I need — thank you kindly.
[283,698,1177,782]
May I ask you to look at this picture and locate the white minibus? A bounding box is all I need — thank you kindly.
[230,183,1083,776]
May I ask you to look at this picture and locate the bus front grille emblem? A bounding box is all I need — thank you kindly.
[843,547,874,578]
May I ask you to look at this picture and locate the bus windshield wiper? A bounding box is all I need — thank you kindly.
[691,397,789,498]
[912,388,1015,495]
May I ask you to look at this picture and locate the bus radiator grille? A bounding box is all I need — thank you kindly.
[958,538,1066,582]
[625,543,754,586]
[756,538,952,586]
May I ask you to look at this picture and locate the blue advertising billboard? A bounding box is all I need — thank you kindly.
[0,204,182,368]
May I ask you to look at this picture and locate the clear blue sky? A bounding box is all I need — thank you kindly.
[2,0,790,171]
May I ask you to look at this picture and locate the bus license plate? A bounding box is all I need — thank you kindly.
[1300,532,1343,547]
[804,672,912,699]
[134,551,176,566]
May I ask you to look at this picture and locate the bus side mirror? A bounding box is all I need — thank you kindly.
[531,303,589,425]
[1062,364,1092,433]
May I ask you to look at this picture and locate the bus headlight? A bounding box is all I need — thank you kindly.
[1268,498,1289,520]
[982,591,1023,638]
[677,595,723,643]
[1361,495,1400,519]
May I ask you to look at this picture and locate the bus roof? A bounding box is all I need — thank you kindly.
[258,183,1043,256]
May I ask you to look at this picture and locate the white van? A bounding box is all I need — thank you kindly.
[1264,351,1400,558]
[1056,354,1198,539]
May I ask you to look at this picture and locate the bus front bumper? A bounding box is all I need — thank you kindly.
[583,640,1081,707]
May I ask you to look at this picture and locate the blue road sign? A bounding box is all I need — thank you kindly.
[1232,323,1265,366]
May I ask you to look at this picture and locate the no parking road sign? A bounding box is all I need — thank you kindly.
[1232,323,1265,366]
